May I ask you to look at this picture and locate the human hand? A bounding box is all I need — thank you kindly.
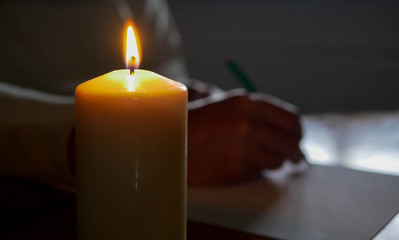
[187,89,305,186]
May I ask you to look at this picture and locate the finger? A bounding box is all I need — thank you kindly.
[289,146,307,164]
[250,122,299,157]
[250,95,302,138]
[247,143,285,170]
[250,92,299,115]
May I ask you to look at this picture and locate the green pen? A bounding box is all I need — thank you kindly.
[225,57,258,93]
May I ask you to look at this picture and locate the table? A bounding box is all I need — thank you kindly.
[1,111,399,239]
[0,177,278,240]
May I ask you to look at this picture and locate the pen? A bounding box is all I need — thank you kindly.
[225,57,309,168]
[225,57,258,93]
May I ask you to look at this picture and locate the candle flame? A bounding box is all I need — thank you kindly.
[125,23,141,69]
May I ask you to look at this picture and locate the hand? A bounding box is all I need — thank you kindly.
[187,89,305,186]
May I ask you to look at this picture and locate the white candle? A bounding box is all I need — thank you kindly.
[75,23,187,240]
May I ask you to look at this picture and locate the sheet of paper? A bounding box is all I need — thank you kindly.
[188,164,399,240]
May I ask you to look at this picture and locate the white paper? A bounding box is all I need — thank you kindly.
[188,164,399,240]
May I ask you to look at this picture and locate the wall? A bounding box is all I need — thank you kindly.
[169,0,399,113]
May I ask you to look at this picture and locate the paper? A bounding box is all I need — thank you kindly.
[188,164,399,240]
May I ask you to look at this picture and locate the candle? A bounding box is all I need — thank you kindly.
[75,24,187,239]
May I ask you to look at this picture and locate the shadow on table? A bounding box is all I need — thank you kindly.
[0,177,283,240]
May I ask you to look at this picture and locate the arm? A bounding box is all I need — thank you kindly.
[0,82,76,191]
[0,0,305,189]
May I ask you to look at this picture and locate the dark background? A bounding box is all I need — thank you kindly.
[169,0,399,113]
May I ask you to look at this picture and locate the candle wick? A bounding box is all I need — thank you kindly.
[129,56,136,75]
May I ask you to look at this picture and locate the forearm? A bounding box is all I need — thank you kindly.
[0,82,75,191]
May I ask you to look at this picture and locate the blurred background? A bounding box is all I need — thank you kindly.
[169,0,399,113]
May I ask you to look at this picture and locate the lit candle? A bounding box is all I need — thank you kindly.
[75,23,187,239]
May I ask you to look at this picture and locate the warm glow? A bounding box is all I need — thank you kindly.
[127,75,136,92]
[125,24,141,69]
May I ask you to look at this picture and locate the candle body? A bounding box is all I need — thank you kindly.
[76,70,187,239]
